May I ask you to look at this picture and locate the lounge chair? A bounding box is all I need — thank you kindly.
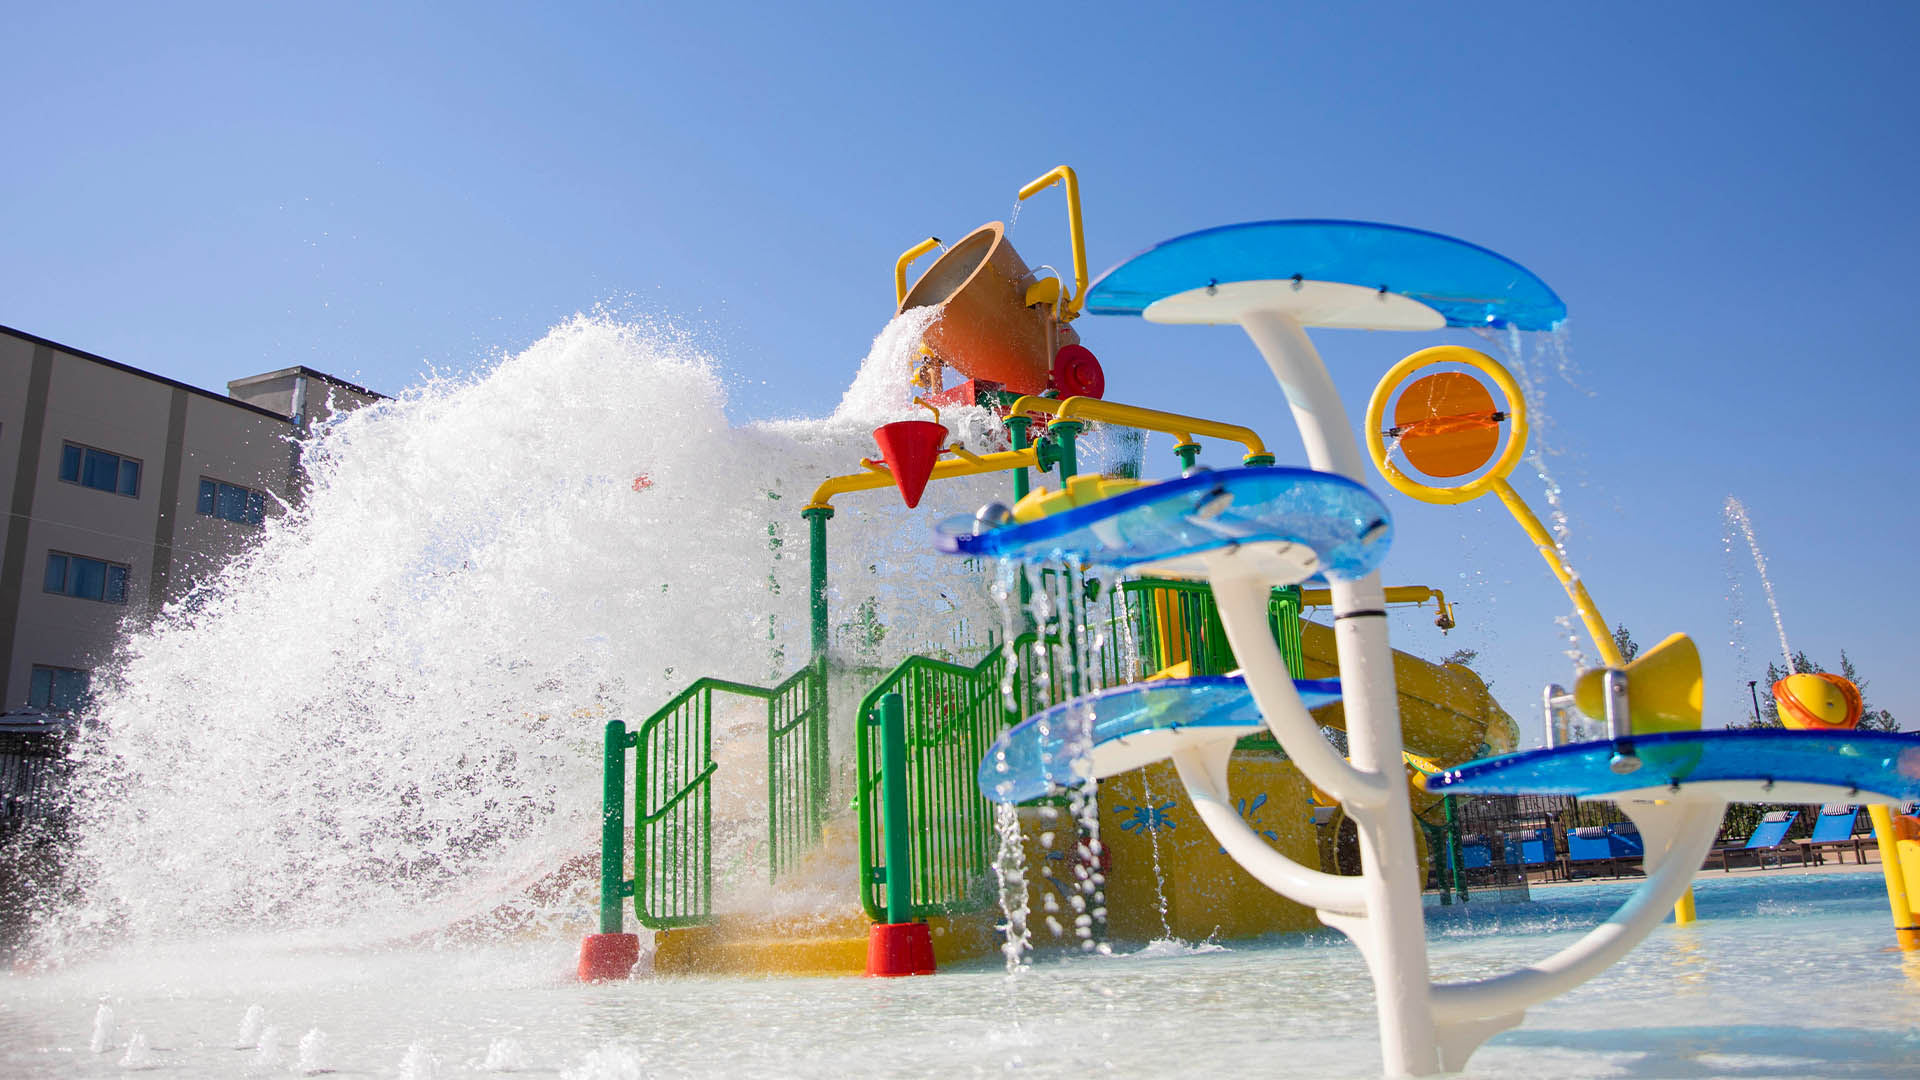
[1606,821,1645,876]
[1506,827,1557,879]
[1566,826,1617,878]
[1459,833,1492,870]
[1708,809,1803,871]
[1796,804,1868,865]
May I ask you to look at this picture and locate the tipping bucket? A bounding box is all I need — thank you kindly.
[897,222,1055,396]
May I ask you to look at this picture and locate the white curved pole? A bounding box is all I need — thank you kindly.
[1211,574,1390,808]
[1429,801,1721,1023]
[1231,304,1436,1077]
[1171,742,1368,916]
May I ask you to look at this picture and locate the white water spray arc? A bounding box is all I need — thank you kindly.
[1724,496,1793,670]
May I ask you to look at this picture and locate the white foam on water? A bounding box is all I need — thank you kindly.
[34,311,1012,955]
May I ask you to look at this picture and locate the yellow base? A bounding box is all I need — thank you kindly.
[652,909,1001,977]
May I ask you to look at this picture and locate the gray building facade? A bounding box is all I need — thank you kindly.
[0,325,380,712]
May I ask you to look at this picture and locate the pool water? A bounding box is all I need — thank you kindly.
[2,872,1914,1079]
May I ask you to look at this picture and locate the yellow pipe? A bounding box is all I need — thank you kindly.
[1016,166,1089,319]
[1490,478,1625,670]
[1006,394,1272,463]
[1300,585,1455,628]
[945,443,986,466]
[895,237,941,307]
[805,447,1039,512]
[1868,805,1920,950]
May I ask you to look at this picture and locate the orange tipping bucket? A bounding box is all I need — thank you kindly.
[897,222,1055,396]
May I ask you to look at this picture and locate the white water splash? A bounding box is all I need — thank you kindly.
[1473,326,1595,669]
[118,1028,152,1069]
[234,1004,265,1048]
[294,1028,330,1074]
[397,1043,441,1080]
[89,1003,115,1053]
[1724,496,1793,669]
[38,312,1015,954]
[479,1036,528,1071]
[254,1025,282,1068]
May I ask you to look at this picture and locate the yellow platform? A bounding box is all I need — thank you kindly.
[653,907,1002,977]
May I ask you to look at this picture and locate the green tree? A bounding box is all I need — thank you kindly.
[1612,623,1640,663]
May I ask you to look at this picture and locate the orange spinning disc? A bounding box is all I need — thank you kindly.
[1392,371,1502,479]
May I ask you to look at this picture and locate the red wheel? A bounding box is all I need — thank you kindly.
[1051,343,1105,399]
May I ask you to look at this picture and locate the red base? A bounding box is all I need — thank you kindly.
[865,921,936,977]
[578,932,640,982]
[924,379,1001,410]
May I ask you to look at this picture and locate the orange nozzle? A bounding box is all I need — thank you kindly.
[871,420,947,509]
[1392,371,1502,479]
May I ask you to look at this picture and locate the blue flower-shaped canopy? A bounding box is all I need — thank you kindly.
[1084,220,1565,332]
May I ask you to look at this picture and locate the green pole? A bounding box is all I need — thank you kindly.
[1173,442,1200,471]
[600,718,629,934]
[879,691,913,925]
[804,506,833,817]
[1048,420,1083,480]
[1444,794,1468,903]
[1005,415,1032,502]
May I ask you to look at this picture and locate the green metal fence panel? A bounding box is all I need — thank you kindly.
[856,649,1012,922]
[766,664,827,879]
[632,678,725,929]
[626,670,828,930]
[1121,578,1305,676]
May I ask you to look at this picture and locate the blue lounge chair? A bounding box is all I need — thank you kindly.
[1710,809,1803,871]
[1607,821,1645,875]
[1505,827,1556,878]
[1796,804,1867,865]
[1566,826,1616,878]
[1459,834,1492,870]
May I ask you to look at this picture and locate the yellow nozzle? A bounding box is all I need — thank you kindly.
[1572,632,1704,734]
[895,237,941,307]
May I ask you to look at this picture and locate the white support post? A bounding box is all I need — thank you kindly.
[1235,307,1438,1076]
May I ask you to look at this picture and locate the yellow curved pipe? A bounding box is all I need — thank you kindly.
[1016,166,1089,319]
[1005,395,1271,464]
[1300,585,1456,630]
[1491,478,1625,669]
[895,237,941,307]
[805,447,1038,512]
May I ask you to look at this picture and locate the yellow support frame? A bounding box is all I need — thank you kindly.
[1016,166,1090,319]
[804,446,1039,512]
[1006,394,1273,464]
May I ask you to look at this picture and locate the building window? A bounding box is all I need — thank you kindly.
[44,552,130,604]
[27,665,90,713]
[197,478,266,526]
[59,442,141,497]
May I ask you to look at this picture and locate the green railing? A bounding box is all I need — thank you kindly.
[856,648,1013,922]
[600,667,826,932]
[852,577,1309,924]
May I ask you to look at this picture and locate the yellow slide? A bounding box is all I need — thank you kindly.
[1294,620,1518,766]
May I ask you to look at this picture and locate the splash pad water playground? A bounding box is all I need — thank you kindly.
[14,166,1920,1078]
[568,167,1920,1074]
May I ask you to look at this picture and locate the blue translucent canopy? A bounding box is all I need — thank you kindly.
[938,466,1392,584]
[1426,730,1920,802]
[977,675,1343,804]
[1084,220,1566,331]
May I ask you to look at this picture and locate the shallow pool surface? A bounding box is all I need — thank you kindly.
[3,873,1917,1078]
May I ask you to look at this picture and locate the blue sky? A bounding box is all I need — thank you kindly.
[5,3,1915,729]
